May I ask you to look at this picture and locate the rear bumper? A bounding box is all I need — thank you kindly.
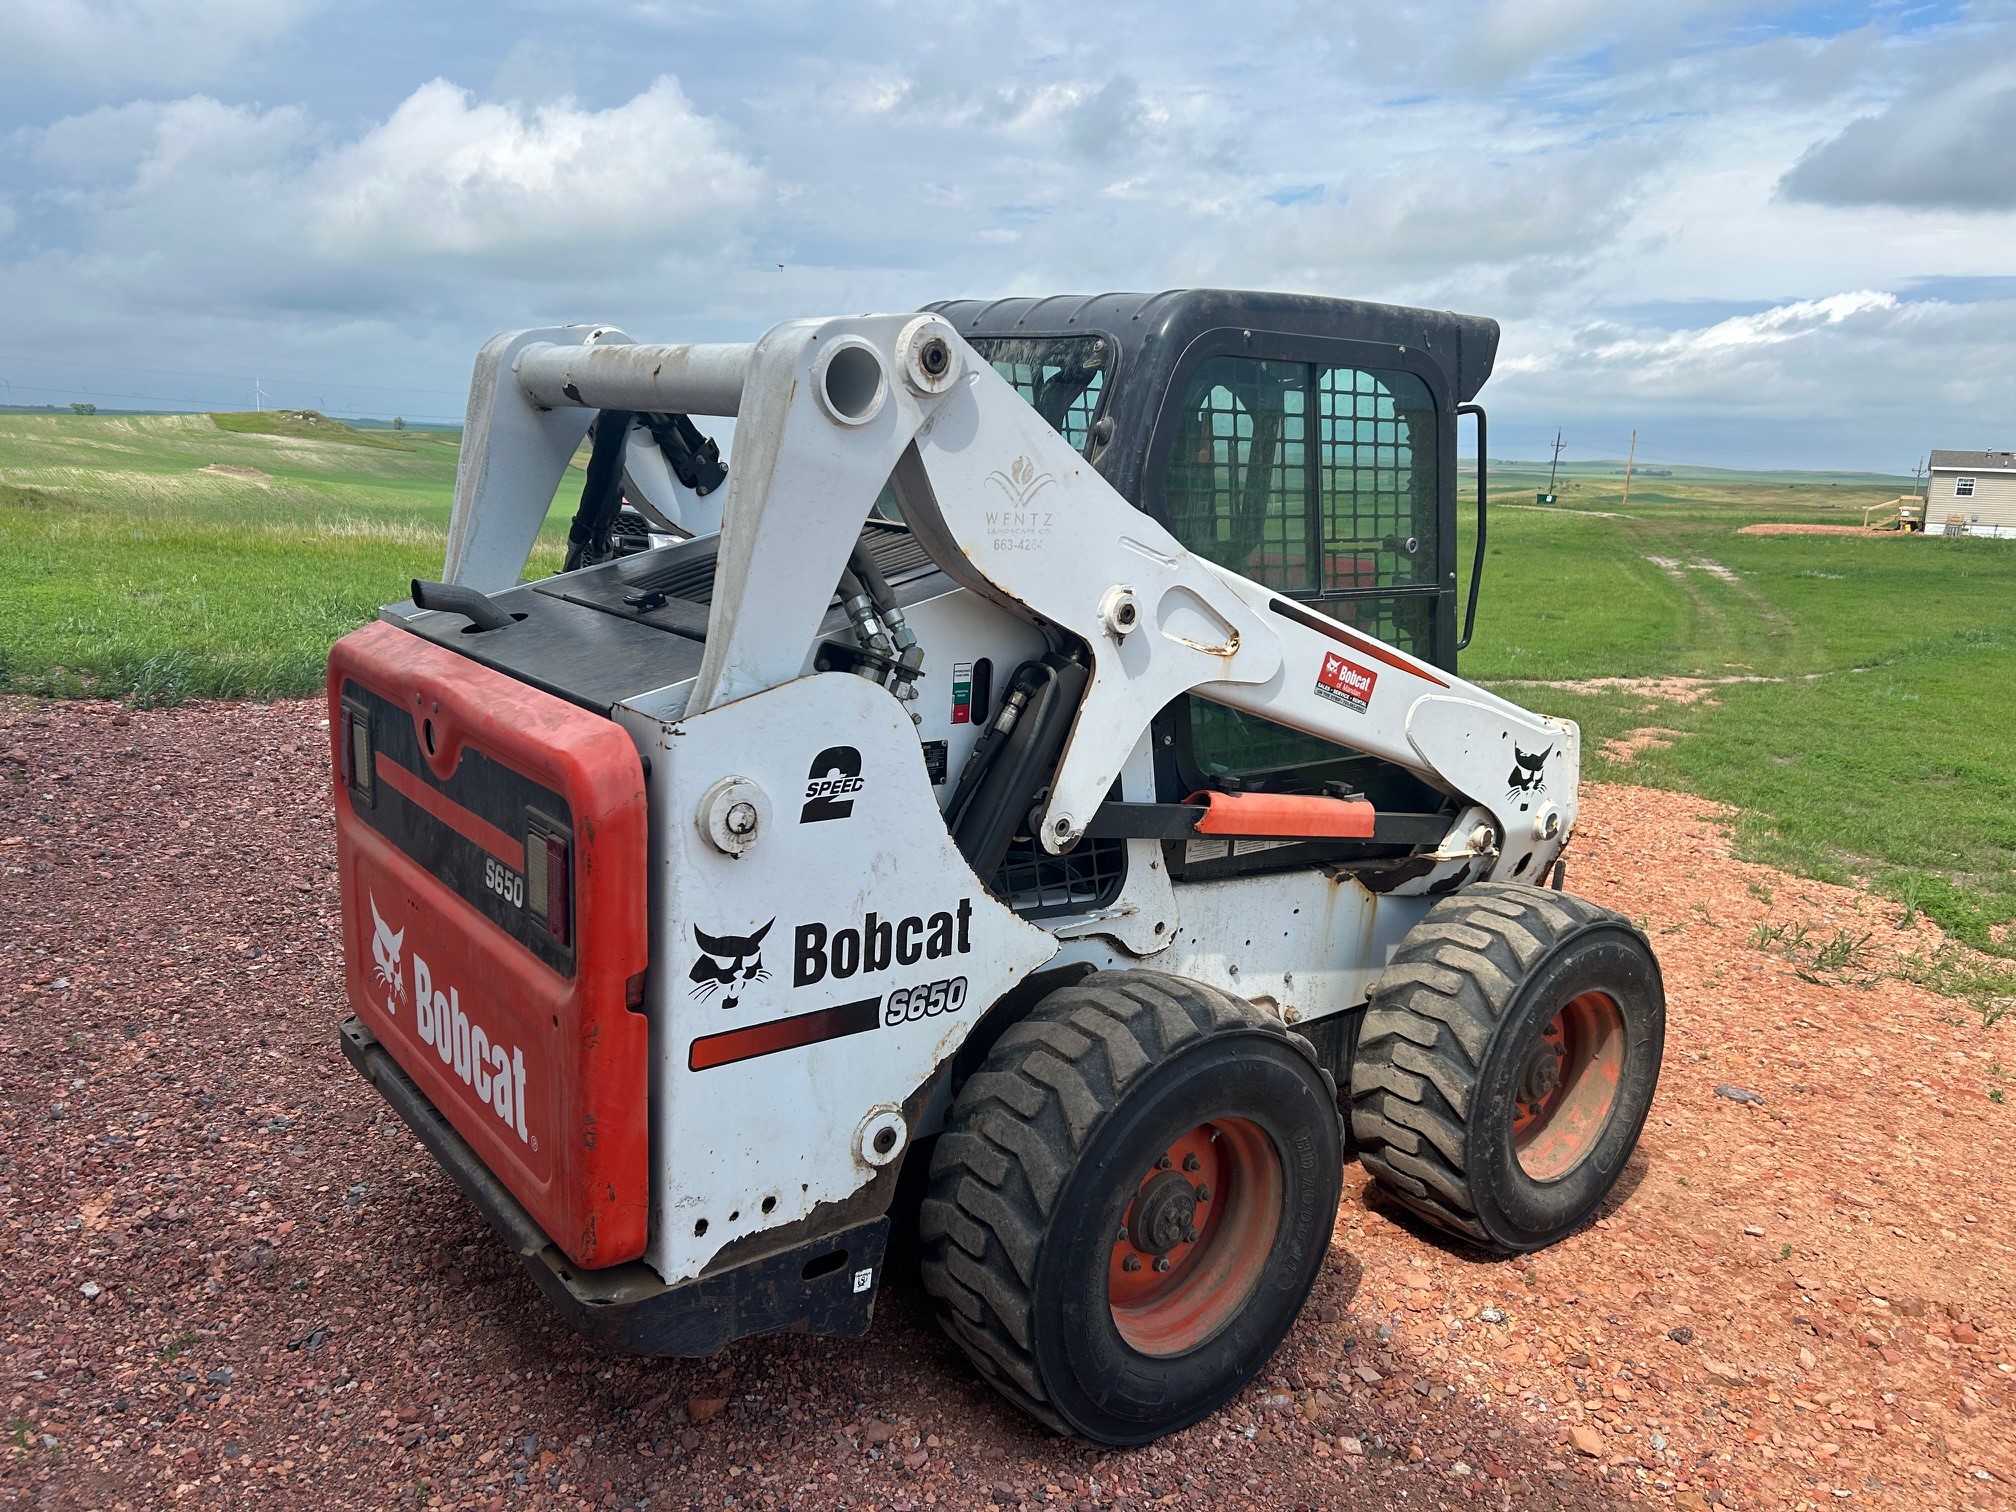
[340,1016,888,1356]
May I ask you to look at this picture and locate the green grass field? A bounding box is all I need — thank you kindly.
[0,411,568,702]
[3,414,2012,967]
[1458,461,2016,961]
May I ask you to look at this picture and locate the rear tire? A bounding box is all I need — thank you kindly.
[1350,883,1664,1253]
[920,970,1341,1444]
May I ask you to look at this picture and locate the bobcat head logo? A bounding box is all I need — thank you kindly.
[369,894,406,1006]
[1508,744,1552,808]
[689,921,773,1010]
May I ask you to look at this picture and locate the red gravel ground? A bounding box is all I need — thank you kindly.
[3,696,2011,1511]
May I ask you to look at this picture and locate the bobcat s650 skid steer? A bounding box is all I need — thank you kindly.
[329,290,1665,1444]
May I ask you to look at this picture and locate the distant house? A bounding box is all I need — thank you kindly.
[1926,449,2016,537]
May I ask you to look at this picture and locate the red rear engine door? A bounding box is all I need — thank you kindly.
[328,620,650,1268]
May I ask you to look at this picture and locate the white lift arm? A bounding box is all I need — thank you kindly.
[441,315,1578,879]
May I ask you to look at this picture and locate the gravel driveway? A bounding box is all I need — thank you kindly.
[2,696,2009,1510]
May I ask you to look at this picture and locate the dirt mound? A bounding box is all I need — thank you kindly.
[1499,674,1777,706]
[1737,523,1886,537]
[2,697,2010,1509]
[1602,726,1692,761]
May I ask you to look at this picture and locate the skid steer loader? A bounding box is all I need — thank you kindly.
[329,290,1665,1445]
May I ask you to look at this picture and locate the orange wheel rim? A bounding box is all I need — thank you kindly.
[1107,1118,1282,1357]
[1511,990,1626,1180]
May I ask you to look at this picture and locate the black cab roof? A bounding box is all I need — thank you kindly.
[925,288,1499,406]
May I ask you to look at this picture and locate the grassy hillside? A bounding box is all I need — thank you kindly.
[0,411,566,702]
[1454,464,2016,959]
[207,408,423,452]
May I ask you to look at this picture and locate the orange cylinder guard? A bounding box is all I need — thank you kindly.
[1185,790,1377,839]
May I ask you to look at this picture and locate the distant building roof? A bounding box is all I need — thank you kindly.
[1930,449,2016,471]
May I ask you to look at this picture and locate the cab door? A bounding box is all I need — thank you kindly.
[1144,333,1454,664]
[1140,333,1457,822]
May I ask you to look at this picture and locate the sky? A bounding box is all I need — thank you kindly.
[1,0,2012,471]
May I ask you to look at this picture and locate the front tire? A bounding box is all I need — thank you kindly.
[1350,883,1664,1253]
[920,971,1342,1444]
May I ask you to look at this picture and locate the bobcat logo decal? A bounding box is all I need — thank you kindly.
[369,894,406,1007]
[1507,745,1552,810]
[689,921,774,1010]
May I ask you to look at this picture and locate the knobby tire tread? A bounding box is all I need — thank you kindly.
[919,969,1305,1433]
[1350,882,1618,1248]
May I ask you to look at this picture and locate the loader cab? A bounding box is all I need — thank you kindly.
[929,290,1498,864]
[930,289,1496,667]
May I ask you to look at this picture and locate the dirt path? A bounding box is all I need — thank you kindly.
[2,699,2011,1510]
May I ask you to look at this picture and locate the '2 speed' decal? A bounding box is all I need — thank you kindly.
[801,746,865,823]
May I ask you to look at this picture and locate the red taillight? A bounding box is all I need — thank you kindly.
[543,832,571,947]
[525,819,571,948]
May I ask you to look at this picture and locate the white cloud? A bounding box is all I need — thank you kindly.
[1194,134,1661,307]
[1559,290,1903,370]
[1489,289,2016,466]
[9,77,764,320]
[0,0,321,90]
[29,101,177,174]
[1782,60,2016,211]
[308,79,765,267]
[845,72,1161,158]
[0,197,14,240]
[1306,0,1814,88]
[1,0,2011,464]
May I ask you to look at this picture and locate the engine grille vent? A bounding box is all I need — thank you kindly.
[992,835,1128,920]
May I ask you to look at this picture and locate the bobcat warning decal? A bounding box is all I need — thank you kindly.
[1314,651,1378,714]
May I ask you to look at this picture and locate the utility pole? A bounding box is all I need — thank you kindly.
[1913,455,1927,499]
[1547,430,1565,494]
[1621,429,1638,509]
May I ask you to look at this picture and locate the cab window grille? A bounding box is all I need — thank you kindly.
[1317,367,1437,592]
[1165,358,1309,591]
[964,337,1110,455]
[1160,356,1442,787]
[1163,357,1437,595]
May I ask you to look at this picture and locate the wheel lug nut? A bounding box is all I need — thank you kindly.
[1183,1226,1199,1243]
[1155,1154,1172,1170]
[1123,1254,1142,1273]
[1182,1154,1201,1172]
[1154,1256,1172,1273]
[1116,1227,1129,1244]
[1194,1184,1211,1203]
